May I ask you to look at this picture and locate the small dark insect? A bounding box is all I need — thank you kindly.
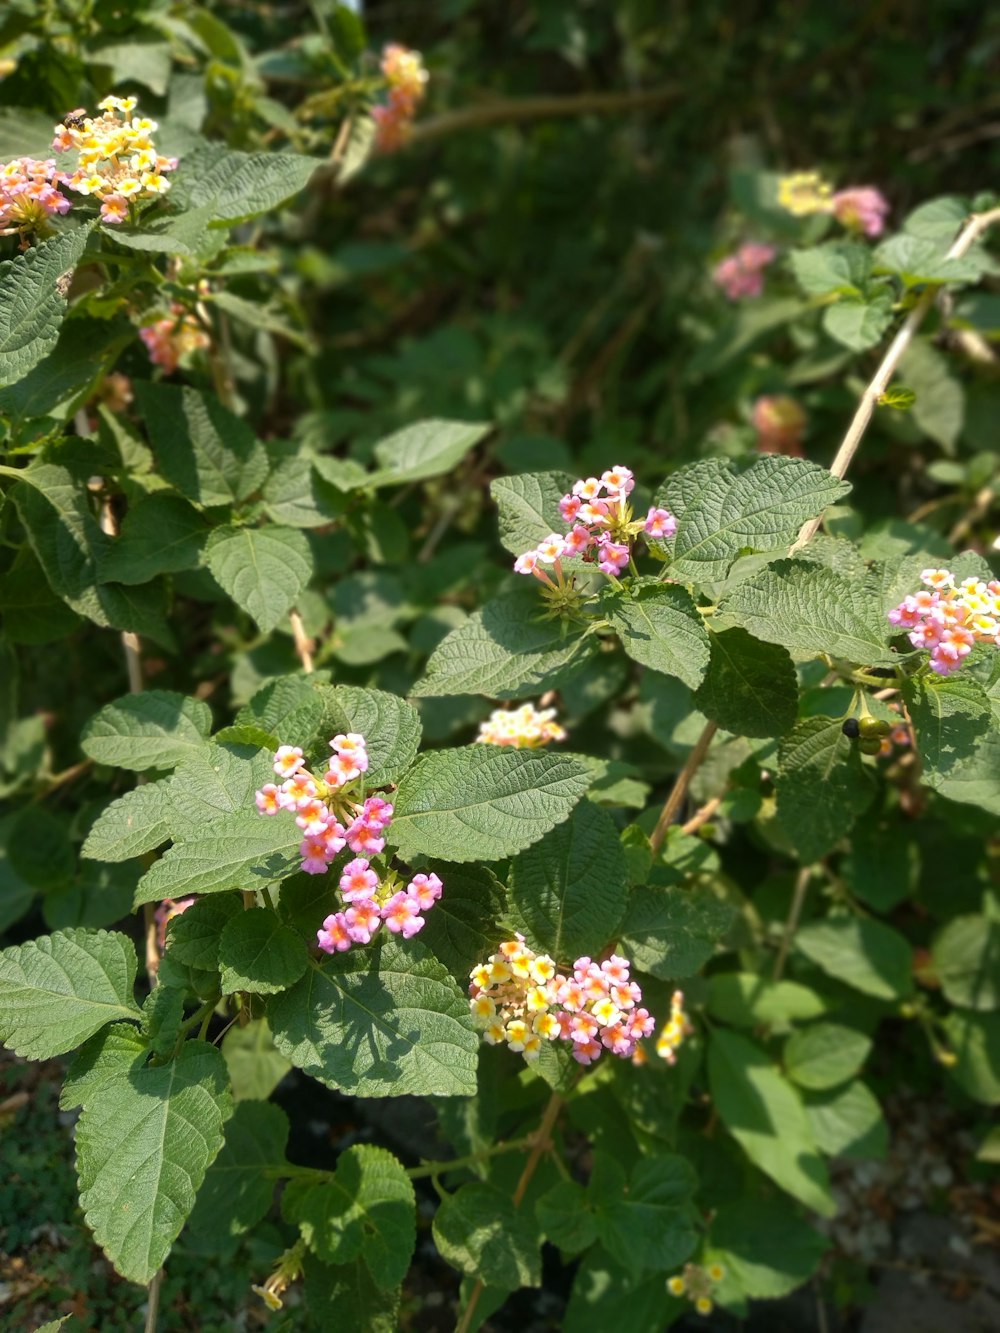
[842,718,860,739]
[63,108,88,129]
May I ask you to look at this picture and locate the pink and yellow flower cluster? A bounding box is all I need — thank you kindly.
[0,157,71,234]
[254,733,443,953]
[373,44,429,152]
[712,241,776,300]
[667,1262,726,1317]
[53,95,176,225]
[888,568,1000,675]
[475,702,566,749]
[469,937,689,1067]
[139,305,210,374]
[777,171,889,237]
[513,466,676,584]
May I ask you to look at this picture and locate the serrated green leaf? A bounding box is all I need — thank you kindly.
[795,917,913,1001]
[899,338,965,452]
[775,716,875,862]
[932,915,1000,1012]
[175,145,323,224]
[135,811,301,904]
[600,582,710,689]
[591,1154,697,1278]
[657,457,850,581]
[367,419,491,487]
[389,746,592,862]
[491,471,573,557]
[221,1017,292,1101]
[164,894,241,970]
[187,1100,289,1241]
[60,1022,149,1110]
[803,1080,887,1159]
[705,974,827,1027]
[267,937,478,1097]
[314,685,421,786]
[236,676,325,749]
[709,1197,828,1298]
[82,690,212,772]
[412,586,596,700]
[0,928,140,1059]
[218,907,308,995]
[303,1252,400,1332]
[82,779,175,862]
[784,1023,872,1090]
[416,862,505,982]
[943,1010,1000,1105]
[620,886,734,979]
[168,742,276,834]
[875,233,992,287]
[262,448,345,528]
[0,226,92,385]
[535,1181,598,1255]
[509,799,629,961]
[719,559,897,664]
[902,196,969,240]
[99,494,208,585]
[906,675,991,789]
[694,627,797,736]
[432,1181,541,1288]
[205,524,313,634]
[284,1144,415,1288]
[75,1040,232,1283]
[134,383,268,508]
[823,291,894,351]
[708,1029,834,1216]
[790,242,871,296]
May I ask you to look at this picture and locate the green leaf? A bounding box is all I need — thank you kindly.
[591,1155,697,1278]
[168,742,276,834]
[99,494,208,585]
[75,1040,233,1283]
[134,383,268,508]
[784,1023,872,1090]
[943,1011,1000,1105]
[823,291,894,351]
[875,234,991,287]
[491,471,573,557]
[218,907,309,995]
[315,685,421,786]
[709,1197,828,1298]
[899,338,965,453]
[60,1022,149,1110]
[719,559,897,664]
[708,1029,834,1216]
[205,524,313,633]
[0,226,92,386]
[8,805,74,889]
[903,196,969,240]
[694,627,797,737]
[775,716,875,862]
[187,1100,289,1242]
[236,676,324,749]
[790,242,871,296]
[389,747,592,863]
[135,811,301,904]
[303,1252,399,1332]
[412,586,596,700]
[508,799,629,961]
[906,675,992,789]
[0,928,140,1059]
[803,1080,888,1159]
[81,690,212,772]
[535,1182,599,1255]
[284,1145,415,1288]
[657,457,850,581]
[367,419,491,487]
[706,974,827,1028]
[599,582,710,689]
[932,915,1000,1012]
[267,937,478,1097]
[432,1181,541,1288]
[263,448,345,528]
[176,145,324,224]
[222,1017,292,1101]
[418,862,506,983]
[620,886,734,979]
[82,780,175,862]
[795,917,913,1001]
[164,894,241,970]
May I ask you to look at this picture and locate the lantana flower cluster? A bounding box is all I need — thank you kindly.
[53,95,175,225]
[373,44,429,152]
[668,1262,726,1317]
[513,466,676,585]
[654,988,692,1065]
[139,305,210,373]
[888,568,1000,675]
[0,157,71,235]
[752,394,807,457]
[254,734,443,953]
[475,702,566,749]
[777,171,889,237]
[469,937,691,1067]
[712,241,776,300]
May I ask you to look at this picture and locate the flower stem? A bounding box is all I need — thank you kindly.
[649,721,718,858]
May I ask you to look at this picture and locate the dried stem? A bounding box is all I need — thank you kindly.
[772,866,812,982]
[288,609,315,673]
[947,481,995,547]
[680,795,722,836]
[790,205,1000,554]
[649,722,718,858]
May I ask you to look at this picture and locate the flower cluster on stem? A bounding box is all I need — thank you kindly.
[777,171,889,237]
[373,44,429,152]
[0,157,71,235]
[475,702,566,749]
[654,989,691,1064]
[712,241,776,300]
[888,568,1000,675]
[667,1262,726,1316]
[53,95,176,225]
[139,305,210,373]
[752,394,807,457]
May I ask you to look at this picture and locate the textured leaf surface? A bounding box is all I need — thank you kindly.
[135,812,301,904]
[906,675,992,790]
[218,907,309,995]
[694,627,797,736]
[236,676,324,749]
[509,800,629,961]
[81,690,212,772]
[591,1155,697,1278]
[222,1018,292,1101]
[412,586,596,699]
[315,685,421,785]
[205,525,313,634]
[82,780,175,862]
[720,559,897,664]
[708,1029,834,1216]
[620,886,734,979]
[418,862,506,982]
[178,146,324,224]
[99,494,208,585]
[368,419,490,487]
[75,1040,233,1283]
[167,743,276,834]
[600,583,710,689]
[803,1080,888,1159]
[795,917,913,1000]
[491,471,573,556]
[709,1197,829,1298]
[932,915,1000,1011]
[0,226,92,385]
[389,747,592,862]
[165,894,242,971]
[267,937,478,1097]
[657,457,850,581]
[432,1182,540,1288]
[0,928,140,1058]
[775,717,875,862]
[784,1023,872,1090]
[188,1100,289,1241]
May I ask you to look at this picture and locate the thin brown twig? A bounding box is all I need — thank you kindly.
[680,795,722,836]
[649,723,718,858]
[947,481,995,548]
[772,867,812,982]
[409,85,679,145]
[288,609,315,673]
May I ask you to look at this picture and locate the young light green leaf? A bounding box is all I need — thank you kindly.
[795,917,913,1001]
[932,915,1000,1012]
[81,690,212,771]
[418,862,506,982]
[218,907,308,995]
[267,937,478,1097]
[508,799,629,961]
[694,627,797,736]
[367,419,491,487]
[0,225,92,385]
[657,457,850,581]
[187,1100,289,1242]
[600,582,710,689]
[284,1144,415,1288]
[784,1023,872,1090]
[176,145,324,224]
[705,974,827,1028]
[432,1181,541,1288]
[99,493,208,585]
[0,928,140,1059]
[135,812,301,904]
[82,778,176,862]
[775,716,875,862]
[491,471,573,557]
[314,684,421,786]
[709,1197,829,1298]
[222,1017,292,1101]
[205,524,313,634]
[789,242,871,296]
[708,1029,834,1216]
[412,586,596,700]
[875,234,991,288]
[803,1080,888,1159]
[389,746,592,862]
[823,291,894,351]
[75,1040,233,1283]
[620,886,734,979]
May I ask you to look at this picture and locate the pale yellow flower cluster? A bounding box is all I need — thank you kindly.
[654,989,690,1065]
[475,702,566,749]
[53,95,176,224]
[776,170,833,217]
